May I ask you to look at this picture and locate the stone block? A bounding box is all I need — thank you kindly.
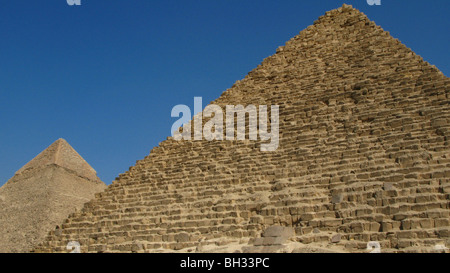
[331,194,344,204]
[176,233,190,243]
[263,226,294,239]
[331,234,341,243]
[263,236,286,246]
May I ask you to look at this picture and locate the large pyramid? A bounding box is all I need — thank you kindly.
[0,139,106,252]
[36,5,449,253]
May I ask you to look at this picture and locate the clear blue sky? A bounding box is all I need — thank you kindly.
[0,0,449,186]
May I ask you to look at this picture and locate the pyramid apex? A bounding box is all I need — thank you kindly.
[342,3,354,9]
[14,139,100,182]
[308,4,365,25]
[333,4,362,15]
[52,138,67,147]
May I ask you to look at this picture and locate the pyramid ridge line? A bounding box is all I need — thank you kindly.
[54,139,62,165]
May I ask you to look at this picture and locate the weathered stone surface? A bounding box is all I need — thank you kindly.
[383,182,396,191]
[262,236,285,246]
[34,4,449,253]
[0,139,106,253]
[331,234,341,243]
[331,195,344,204]
[263,226,294,239]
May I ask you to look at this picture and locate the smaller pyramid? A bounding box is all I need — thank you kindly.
[0,139,106,253]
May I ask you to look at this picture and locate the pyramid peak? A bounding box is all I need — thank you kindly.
[315,4,367,24]
[15,139,100,182]
[341,3,355,9]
